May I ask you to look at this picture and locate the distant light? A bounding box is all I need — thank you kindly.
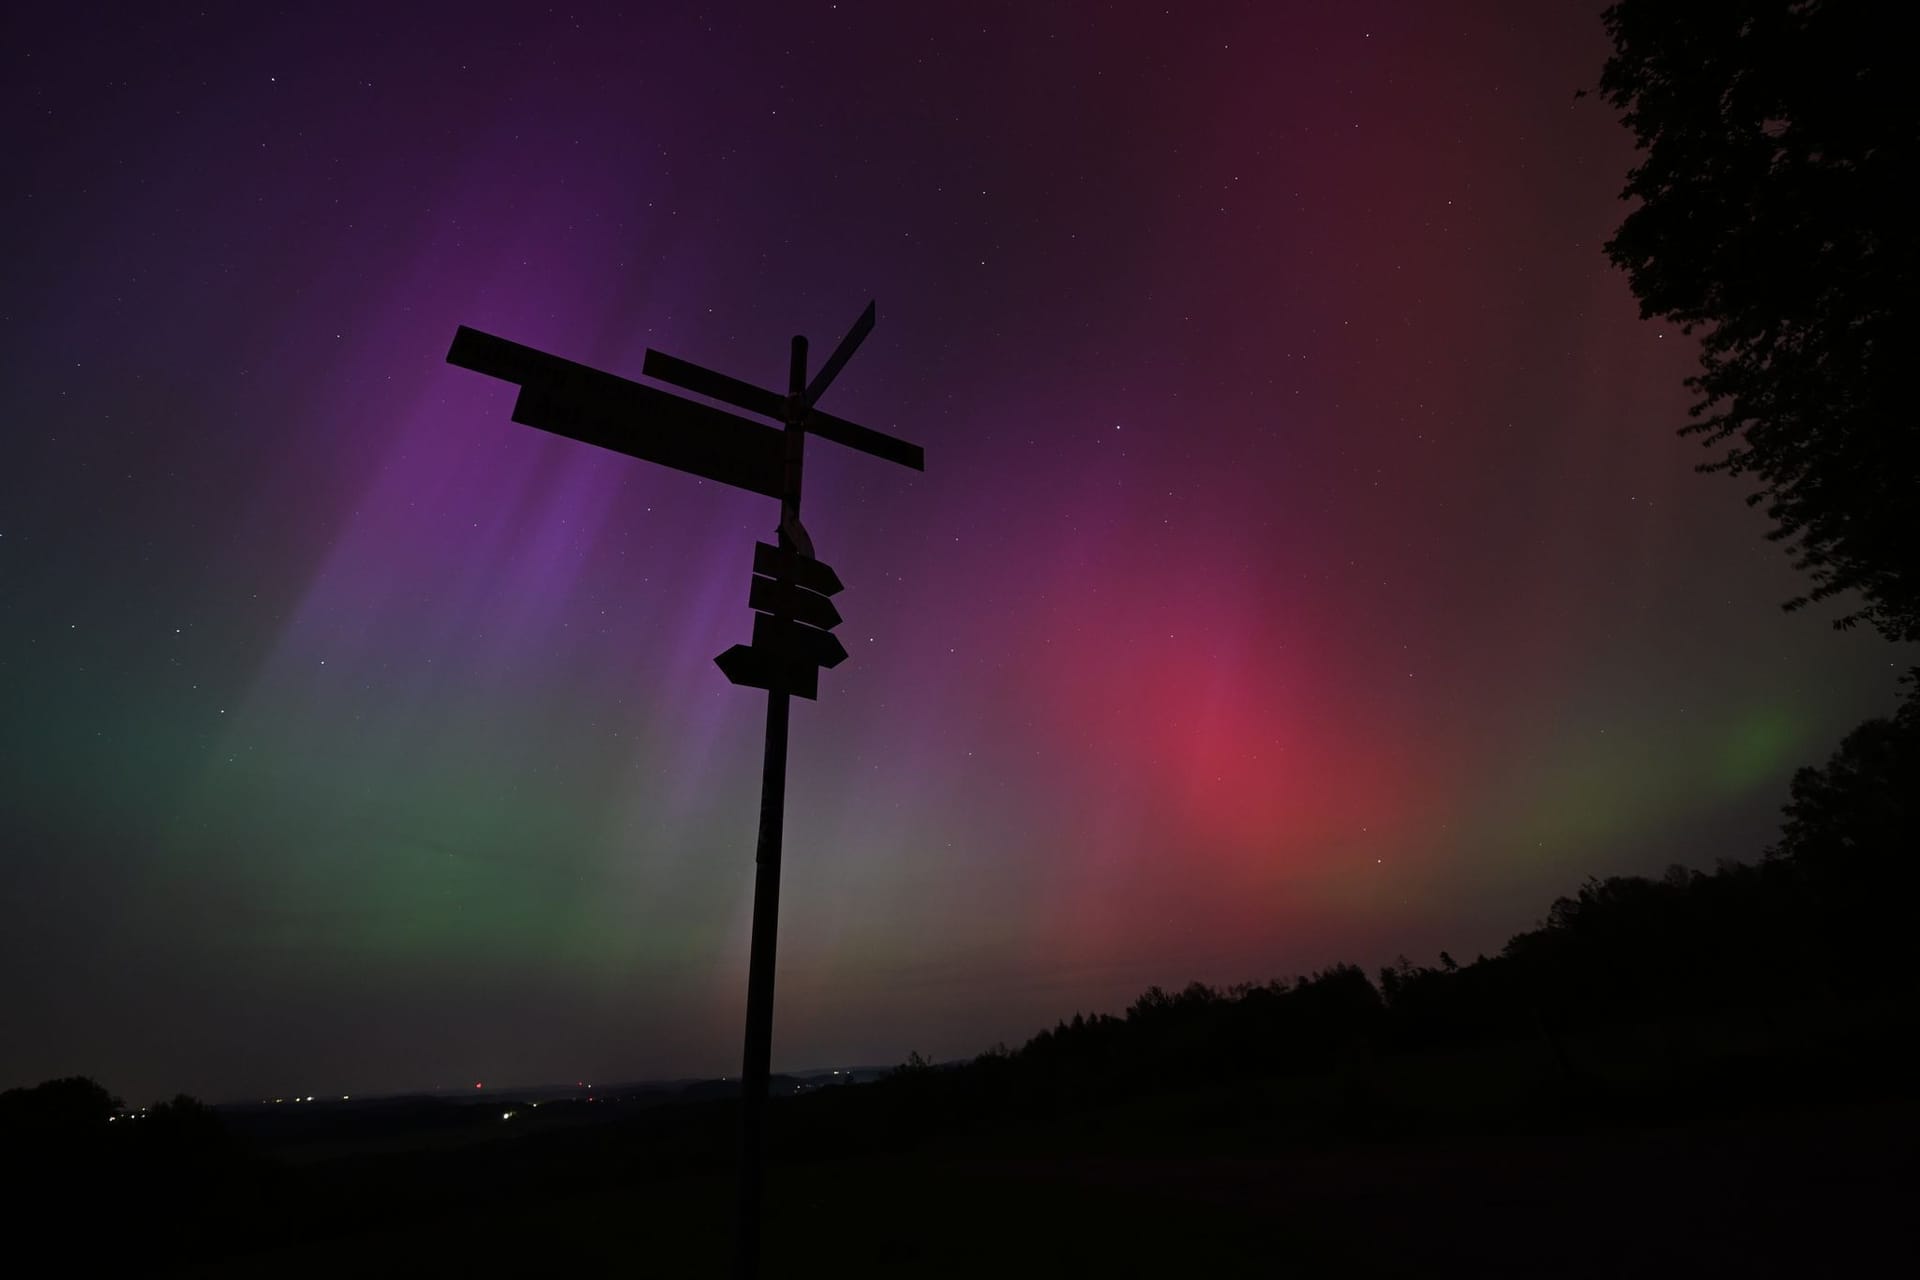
[342,1095,350,1100]
[501,1111,511,1121]
[475,1082,483,1089]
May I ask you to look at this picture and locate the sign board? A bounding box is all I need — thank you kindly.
[449,326,785,497]
[748,576,843,632]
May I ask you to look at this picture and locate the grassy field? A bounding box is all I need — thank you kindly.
[159,998,1918,1274]
[191,1074,1916,1276]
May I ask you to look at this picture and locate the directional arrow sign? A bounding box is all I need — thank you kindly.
[748,576,843,631]
[449,326,786,498]
[750,542,844,596]
[641,349,787,421]
[644,320,925,474]
[799,408,924,472]
[715,644,821,700]
[805,300,875,407]
[752,613,849,669]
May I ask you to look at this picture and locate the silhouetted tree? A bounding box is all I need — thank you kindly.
[891,1051,933,1077]
[1597,1,1919,640]
[1768,687,1920,980]
[1772,688,1920,877]
[0,1075,119,1136]
[136,1093,230,1158]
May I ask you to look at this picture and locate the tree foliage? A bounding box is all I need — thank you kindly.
[1771,685,1920,886]
[1597,1,1919,640]
[0,1075,119,1134]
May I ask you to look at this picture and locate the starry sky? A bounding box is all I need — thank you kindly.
[2,1,1905,1104]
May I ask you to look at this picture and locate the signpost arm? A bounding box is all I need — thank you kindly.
[735,334,808,1280]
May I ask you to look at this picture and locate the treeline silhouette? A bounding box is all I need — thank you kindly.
[837,685,1918,1142]
[0,1077,254,1259]
[856,851,1908,1140]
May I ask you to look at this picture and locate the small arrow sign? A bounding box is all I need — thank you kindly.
[749,577,843,631]
[750,542,844,596]
[715,644,820,700]
[752,613,849,669]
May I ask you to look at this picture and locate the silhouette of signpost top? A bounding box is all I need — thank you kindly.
[447,302,923,1278]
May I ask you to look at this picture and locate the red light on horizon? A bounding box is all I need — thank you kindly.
[474,1082,483,1089]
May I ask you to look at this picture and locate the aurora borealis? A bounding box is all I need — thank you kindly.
[1,2,1904,1104]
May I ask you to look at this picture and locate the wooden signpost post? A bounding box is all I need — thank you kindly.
[448,302,923,1277]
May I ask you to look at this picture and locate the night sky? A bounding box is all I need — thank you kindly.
[2,2,1902,1104]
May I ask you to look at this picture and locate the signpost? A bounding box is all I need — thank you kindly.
[448,302,923,1278]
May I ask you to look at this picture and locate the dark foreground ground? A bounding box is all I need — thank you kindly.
[164,1002,1915,1278]
[188,1098,1914,1278]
